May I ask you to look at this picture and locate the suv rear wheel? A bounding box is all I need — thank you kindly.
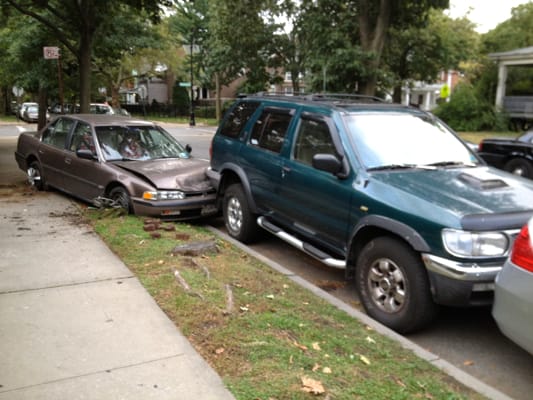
[223,184,260,243]
[355,237,437,333]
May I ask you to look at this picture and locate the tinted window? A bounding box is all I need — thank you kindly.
[219,101,260,138]
[250,110,293,154]
[294,117,336,165]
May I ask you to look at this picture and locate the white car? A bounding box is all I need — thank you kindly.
[89,103,114,115]
[18,102,38,119]
[493,217,533,355]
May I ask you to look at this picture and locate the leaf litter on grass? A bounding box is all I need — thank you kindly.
[86,211,487,400]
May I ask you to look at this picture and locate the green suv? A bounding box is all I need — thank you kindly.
[208,93,533,333]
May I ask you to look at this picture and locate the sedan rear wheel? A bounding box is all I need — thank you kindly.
[27,161,47,191]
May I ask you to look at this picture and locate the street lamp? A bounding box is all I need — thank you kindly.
[189,36,195,127]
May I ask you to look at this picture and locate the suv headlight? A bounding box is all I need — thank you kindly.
[143,191,185,201]
[442,229,509,258]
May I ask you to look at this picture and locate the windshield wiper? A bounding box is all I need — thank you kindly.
[367,163,435,172]
[426,161,476,168]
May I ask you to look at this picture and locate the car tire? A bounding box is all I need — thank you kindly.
[355,237,437,333]
[223,183,260,243]
[109,186,132,213]
[504,158,533,179]
[27,161,47,191]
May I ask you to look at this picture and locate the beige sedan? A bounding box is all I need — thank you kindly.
[15,114,217,220]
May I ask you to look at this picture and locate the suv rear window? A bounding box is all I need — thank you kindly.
[219,101,260,138]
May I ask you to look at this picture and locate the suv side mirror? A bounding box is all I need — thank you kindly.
[312,153,343,175]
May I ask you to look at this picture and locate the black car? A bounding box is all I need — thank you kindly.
[478,131,533,178]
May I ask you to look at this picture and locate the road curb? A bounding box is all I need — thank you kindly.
[207,226,513,400]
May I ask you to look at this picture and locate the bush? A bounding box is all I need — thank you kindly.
[433,82,507,131]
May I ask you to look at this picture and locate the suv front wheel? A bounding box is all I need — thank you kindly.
[223,183,260,243]
[355,237,437,333]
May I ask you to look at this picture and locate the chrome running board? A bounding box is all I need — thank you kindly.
[257,216,346,269]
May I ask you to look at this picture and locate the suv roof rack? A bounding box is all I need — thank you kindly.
[244,92,386,105]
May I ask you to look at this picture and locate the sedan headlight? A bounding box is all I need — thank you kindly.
[143,190,185,201]
[442,229,509,258]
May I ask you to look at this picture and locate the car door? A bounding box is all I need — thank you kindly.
[62,121,106,201]
[38,117,75,189]
[277,112,353,252]
[239,106,295,214]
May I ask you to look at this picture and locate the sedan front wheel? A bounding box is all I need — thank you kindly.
[109,186,132,214]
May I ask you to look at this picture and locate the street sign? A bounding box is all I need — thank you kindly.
[12,86,24,97]
[179,82,191,87]
[43,46,60,59]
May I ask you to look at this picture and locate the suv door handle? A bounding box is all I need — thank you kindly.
[282,165,291,178]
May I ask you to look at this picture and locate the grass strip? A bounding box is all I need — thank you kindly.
[85,210,486,400]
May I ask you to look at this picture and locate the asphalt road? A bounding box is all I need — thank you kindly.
[3,122,532,399]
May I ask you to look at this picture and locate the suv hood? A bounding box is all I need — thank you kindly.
[369,166,533,225]
[114,158,212,191]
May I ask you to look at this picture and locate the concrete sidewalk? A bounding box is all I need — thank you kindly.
[0,188,235,400]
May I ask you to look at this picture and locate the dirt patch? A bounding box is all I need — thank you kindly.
[0,182,40,201]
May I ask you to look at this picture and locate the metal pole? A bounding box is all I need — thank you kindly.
[189,34,196,127]
[58,54,64,114]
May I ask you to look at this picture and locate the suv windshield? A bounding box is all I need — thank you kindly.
[344,113,479,170]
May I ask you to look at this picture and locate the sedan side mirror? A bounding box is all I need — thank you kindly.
[76,148,97,160]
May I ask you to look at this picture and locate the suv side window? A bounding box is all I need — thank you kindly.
[250,109,293,154]
[219,101,260,138]
[294,116,336,165]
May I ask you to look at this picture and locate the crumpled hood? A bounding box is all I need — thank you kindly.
[114,158,212,191]
[368,166,533,224]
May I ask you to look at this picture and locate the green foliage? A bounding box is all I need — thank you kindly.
[172,83,191,114]
[434,82,508,131]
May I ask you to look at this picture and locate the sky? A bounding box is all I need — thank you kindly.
[447,0,532,33]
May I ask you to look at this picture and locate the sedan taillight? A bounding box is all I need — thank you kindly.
[511,222,533,272]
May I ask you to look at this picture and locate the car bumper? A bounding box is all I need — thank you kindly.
[131,193,218,221]
[422,253,501,306]
[492,260,533,355]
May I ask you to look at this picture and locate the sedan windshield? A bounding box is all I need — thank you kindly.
[95,125,189,161]
[343,113,480,170]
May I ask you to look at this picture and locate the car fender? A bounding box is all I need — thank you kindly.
[349,214,431,258]
[218,162,259,213]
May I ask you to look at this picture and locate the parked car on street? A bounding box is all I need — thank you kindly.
[15,114,217,220]
[493,217,533,355]
[18,102,37,119]
[208,93,533,333]
[21,105,50,123]
[478,130,533,179]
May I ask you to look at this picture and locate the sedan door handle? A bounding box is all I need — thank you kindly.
[281,165,291,178]
[64,158,72,165]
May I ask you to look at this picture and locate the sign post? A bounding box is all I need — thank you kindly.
[43,46,64,113]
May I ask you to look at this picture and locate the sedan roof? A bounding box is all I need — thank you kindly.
[55,114,152,127]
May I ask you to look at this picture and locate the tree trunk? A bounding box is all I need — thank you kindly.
[215,72,221,122]
[78,0,94,113]
[358,0,393,96]
[37,87,48,130]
